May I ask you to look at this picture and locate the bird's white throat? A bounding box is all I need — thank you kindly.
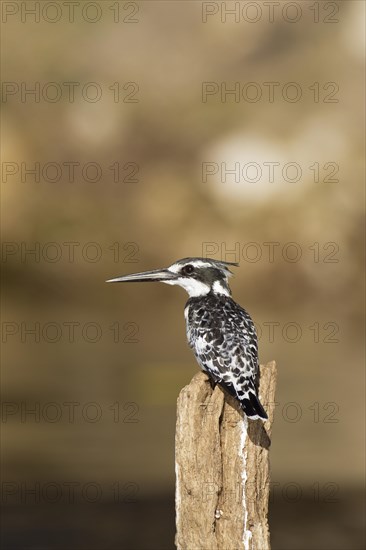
[164,277,230,298]
[163,277,210,297]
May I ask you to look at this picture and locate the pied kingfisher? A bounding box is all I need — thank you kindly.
[107,258,267,421]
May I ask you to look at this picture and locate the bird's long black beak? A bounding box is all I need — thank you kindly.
[106,268,178,284]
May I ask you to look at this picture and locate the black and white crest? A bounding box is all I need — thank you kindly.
[107,257,268,420]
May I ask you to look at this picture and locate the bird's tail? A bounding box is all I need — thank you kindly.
[241,389,268,421]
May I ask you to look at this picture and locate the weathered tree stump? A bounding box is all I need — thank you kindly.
[175,361,277,550]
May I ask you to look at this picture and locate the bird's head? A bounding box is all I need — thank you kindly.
[106,257,239,298]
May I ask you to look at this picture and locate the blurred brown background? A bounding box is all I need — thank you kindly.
[1,1,365,549]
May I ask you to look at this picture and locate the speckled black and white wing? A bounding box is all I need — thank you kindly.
[185,294,267,420]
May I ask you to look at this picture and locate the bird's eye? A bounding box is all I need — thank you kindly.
[182,264,194,275]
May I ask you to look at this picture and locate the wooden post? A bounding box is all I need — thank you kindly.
[175,361,277,550]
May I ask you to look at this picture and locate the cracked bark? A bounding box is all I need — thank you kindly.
[175,361,277,550]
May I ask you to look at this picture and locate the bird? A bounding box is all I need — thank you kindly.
[106,257,267,421]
